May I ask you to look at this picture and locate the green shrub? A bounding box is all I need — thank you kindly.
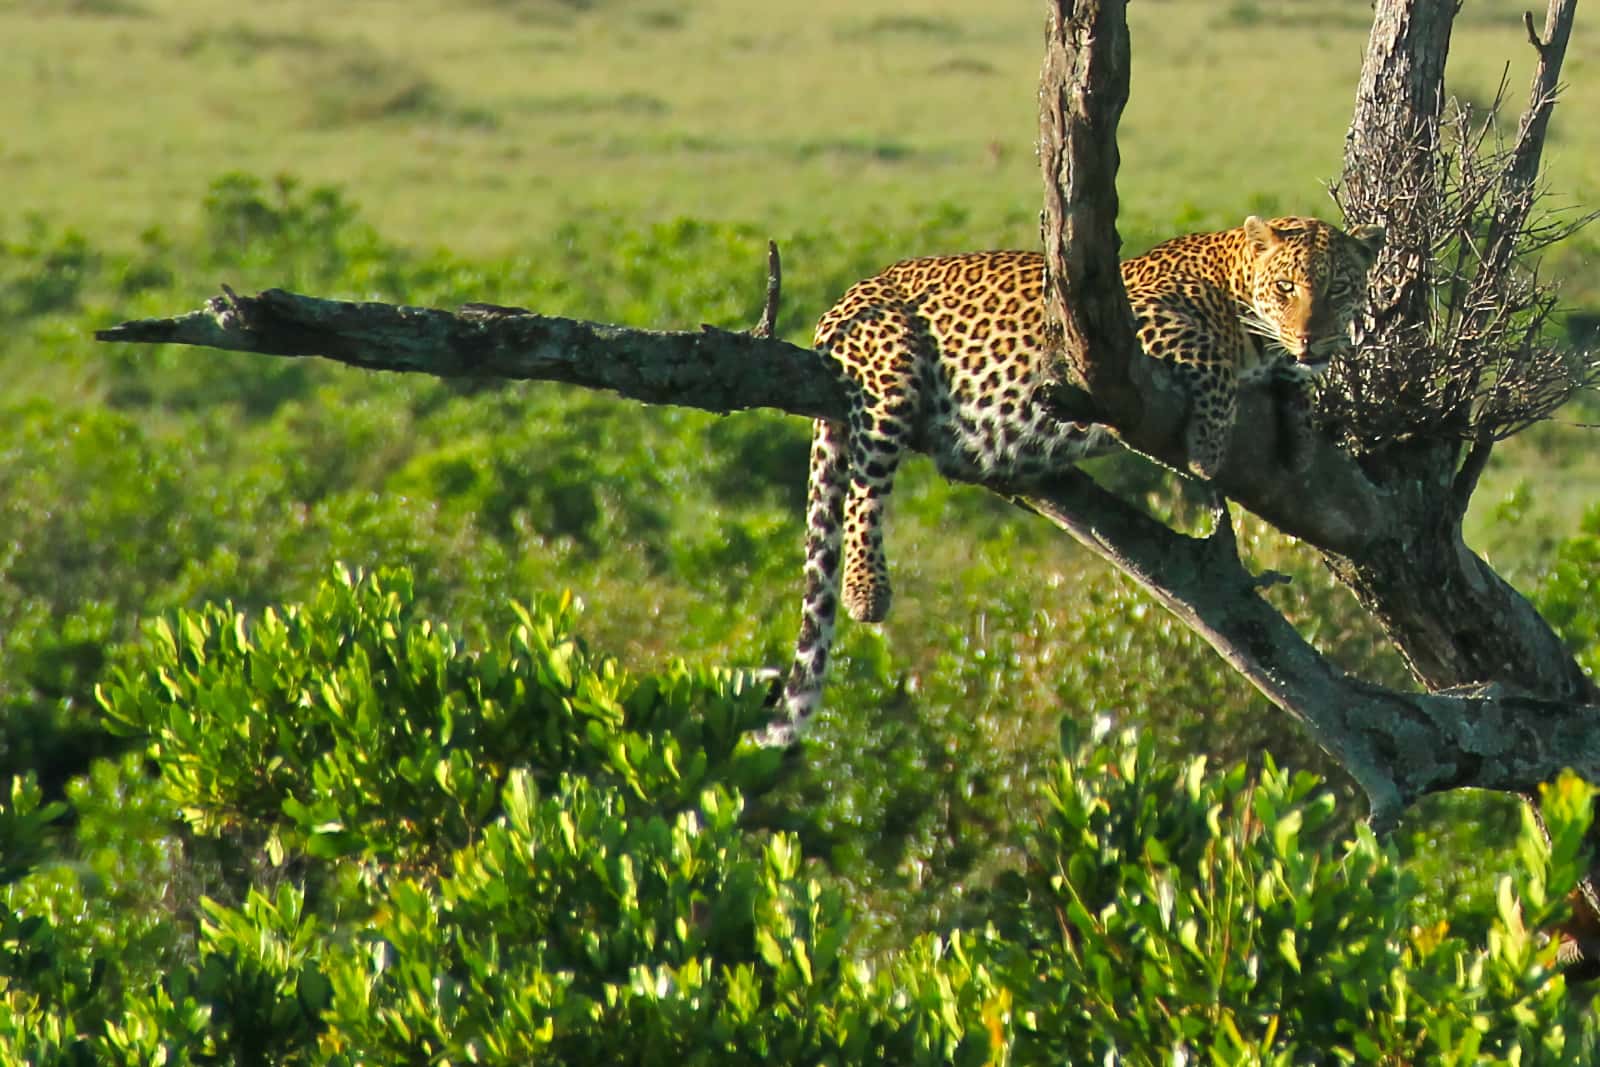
[0,217,97,319]
[990,721,1597,1064]
[78,567,997,1063]
[2,569,1594,1062]
[4,174,1598,1060]
[0,774,67,886]
[96,566,780,866]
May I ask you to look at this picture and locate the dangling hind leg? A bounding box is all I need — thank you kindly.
[840,400,911,624]
[764,293,923,744]
[765,418,849,744]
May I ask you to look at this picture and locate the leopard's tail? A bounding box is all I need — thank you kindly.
[763,417,849,744]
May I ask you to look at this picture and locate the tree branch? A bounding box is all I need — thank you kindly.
[1038,0,1141,423]
[1326,0,1595,704]
[97,286,846,420]
[103,278,1397,568]
[1032,1,1400,559]
[1018,472,1600,829]
[1028,0,1599,824]
[751,241,782,340]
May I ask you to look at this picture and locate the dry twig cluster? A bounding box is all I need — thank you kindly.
[1326,29,1598,449]
[1324,85,1600,447]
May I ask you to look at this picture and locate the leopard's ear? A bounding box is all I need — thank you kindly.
[1242,215,1280,255]
[1349,223,1386,263]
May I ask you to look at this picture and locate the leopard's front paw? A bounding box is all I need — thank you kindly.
[1185,439,1225,481]
[1183,414,1228,481]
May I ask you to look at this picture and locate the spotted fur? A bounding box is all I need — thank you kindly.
[763,215,1384,744]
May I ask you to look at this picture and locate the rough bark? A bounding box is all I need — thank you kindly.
[1328,0,1595,705]
[1033,0,1390,557]
[1020,474,1600,830]
[1025,0,1598,815]
[97,287,845,419]
[1332,0,1600,977]
[1341,0,1454,231]
[1038,0,1141,424]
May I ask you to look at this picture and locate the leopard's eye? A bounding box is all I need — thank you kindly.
[1275,279,1296,296]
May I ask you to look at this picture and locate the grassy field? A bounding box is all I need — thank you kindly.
[7,0,1595,260]
[3,0,1591,580]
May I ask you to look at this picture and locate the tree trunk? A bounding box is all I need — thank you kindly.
[1332,0,1595,706]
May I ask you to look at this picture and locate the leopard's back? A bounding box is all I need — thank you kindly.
[816,249,1088,482]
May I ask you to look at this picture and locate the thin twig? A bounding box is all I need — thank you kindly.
[751,240,782,339]
[1524,10,1547,55]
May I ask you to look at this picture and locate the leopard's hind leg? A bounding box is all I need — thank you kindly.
[765,301,924,743]
[837,311,924,625]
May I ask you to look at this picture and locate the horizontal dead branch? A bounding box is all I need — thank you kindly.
[97,286,848,421]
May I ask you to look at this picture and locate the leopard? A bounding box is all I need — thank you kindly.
[762,215,1385,745]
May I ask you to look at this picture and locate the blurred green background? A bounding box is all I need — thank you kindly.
[2,0,1598,996]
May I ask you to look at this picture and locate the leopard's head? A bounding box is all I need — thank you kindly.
[1240,215,1385,373]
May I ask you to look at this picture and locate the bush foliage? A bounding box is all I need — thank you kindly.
[0,568,1594,1063]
